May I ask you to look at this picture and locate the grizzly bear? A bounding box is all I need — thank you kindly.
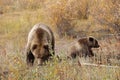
[26,23,55,66]
[67,36,100,59]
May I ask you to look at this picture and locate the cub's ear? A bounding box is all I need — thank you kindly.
[89,37,94,42]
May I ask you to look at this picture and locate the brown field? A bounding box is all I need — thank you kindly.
[0,0,120,80]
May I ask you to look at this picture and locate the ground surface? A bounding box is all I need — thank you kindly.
[0,6,120,80]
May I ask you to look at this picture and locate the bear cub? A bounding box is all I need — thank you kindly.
[67,36,100,59]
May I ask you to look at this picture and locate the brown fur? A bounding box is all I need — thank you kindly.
[68,37,100,59]
[26,23,55,66]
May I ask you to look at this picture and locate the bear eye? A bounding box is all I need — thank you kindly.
[43,44,48,50]
[32,44,37,50]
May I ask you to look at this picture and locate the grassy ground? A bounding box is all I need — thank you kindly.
[0,1,120,80]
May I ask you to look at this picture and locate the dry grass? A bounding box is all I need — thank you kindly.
[0,0,120,80]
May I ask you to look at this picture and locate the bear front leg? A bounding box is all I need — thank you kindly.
[88,49,94,57]
[26,50,35,66]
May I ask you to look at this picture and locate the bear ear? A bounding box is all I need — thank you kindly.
[89,37,94,42]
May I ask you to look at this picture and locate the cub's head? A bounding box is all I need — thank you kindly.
[87,36,100,48]
[31,43,50,58]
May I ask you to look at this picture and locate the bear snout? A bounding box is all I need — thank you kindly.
[95,44,100,48]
